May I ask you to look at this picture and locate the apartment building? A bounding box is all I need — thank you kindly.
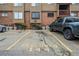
[0,3,79,29]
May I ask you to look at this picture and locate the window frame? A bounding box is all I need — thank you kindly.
[14,12,23,19]
[48,12,54,17]
[32,12,40,19]
[57,18,63,23]
[14,3,23,6]
[2,12,8,16]
[70,12,78,17]
[32,3,40,6]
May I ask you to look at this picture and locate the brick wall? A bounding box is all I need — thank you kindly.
[8,12,13,20]
[0,12,14,25]
[0,11,13,19]
[41,12,56,26]
[25,12,31,29]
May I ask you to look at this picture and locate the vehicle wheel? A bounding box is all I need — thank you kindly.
[63,29,74,40]
[2,28,6,32]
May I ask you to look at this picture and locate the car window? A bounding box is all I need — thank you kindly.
[65,18,79,23]
[65,18,73,23]
[57,18,63,23]
[52,18,63,24]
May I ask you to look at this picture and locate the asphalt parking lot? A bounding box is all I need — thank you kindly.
[0,30,79,56]
[52,32,79,56]
[0,30,26,50]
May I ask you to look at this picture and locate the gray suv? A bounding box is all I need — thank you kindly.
[49,16,79,40]
[0,25,6,32]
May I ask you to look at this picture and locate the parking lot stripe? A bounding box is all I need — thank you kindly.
[6,30,31,50]
[29,47,33,52]
[47,31,72,53]
[35,48,40,52]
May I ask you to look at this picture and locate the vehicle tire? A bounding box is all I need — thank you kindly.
[63,29,74,40]
[1,28,6,32]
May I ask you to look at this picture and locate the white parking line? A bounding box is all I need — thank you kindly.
[35,48,40,52]
[6,30,31,50]
[44,48,49,52]
[47,31,72,53]
[29,48,33,52]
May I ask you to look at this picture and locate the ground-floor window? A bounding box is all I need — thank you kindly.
[48,12,54,17]
[14,3,23,6]
[70,12,78,16]
[14,12,23,19]
[32,12,40,19]
[32,3,40,6]
[2,12,8,16]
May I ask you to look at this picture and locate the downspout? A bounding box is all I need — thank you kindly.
[24,3,26,29]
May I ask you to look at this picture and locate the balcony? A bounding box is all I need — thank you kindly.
[59,10,70,16]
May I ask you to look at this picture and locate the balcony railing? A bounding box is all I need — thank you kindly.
[59,10,70,16]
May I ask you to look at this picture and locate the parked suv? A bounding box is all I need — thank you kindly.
[49,16,79,40]
[0,25,6,32]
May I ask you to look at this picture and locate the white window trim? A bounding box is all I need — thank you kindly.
[32,3,36,6]
[48,3,52,4]
[14,12,23,19]
[32,3,40,6]
[14,3,23,6]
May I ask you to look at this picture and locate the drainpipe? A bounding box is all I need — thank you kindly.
[41,3,42,29]
[24,3,26,29]
[30,6,31,29]
[41,3,45,30]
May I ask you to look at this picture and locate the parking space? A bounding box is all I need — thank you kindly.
[52,32,79,56]
[0,30,72,56]
[0,30,29,50]
[0,30,79,55]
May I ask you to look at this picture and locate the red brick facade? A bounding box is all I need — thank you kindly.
[41,12,56,26]
[25,12,31,29]
[0,3,79,29]
[0,12,14,26]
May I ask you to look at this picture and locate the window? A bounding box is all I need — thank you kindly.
[66,18,79,22]
[70,12,78,16]
[32,3,40,6]
[65,18,73,23]
[32,12,40,19]
[72,3,77,5]
[57,18,63,23]
[2,12,8,16]
[14,12,23,19]
[48,3,52,4]
[59,5,68,10]
[48,12,54,17]
[32,3,36,6]
[0,3,4,4]
[14,3,23,6]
